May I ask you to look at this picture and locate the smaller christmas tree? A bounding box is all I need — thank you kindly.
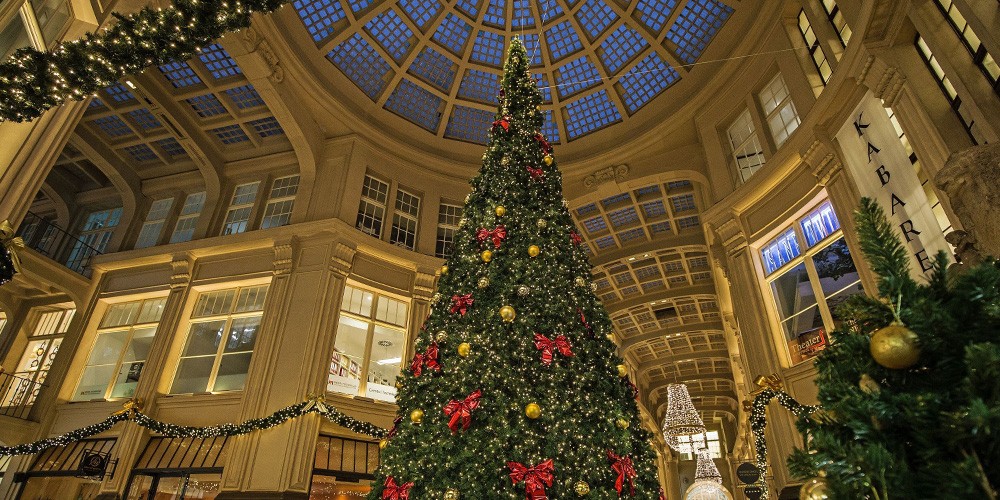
[788,198,1000,499]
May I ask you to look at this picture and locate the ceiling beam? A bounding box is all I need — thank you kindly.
[620,319,725,349]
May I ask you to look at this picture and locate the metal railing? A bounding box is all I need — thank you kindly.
[17,211,103,276]
[0,371,44,420]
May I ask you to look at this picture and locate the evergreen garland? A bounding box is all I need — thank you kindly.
[747,388,820,498]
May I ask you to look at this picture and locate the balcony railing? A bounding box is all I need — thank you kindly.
[0,371,44,420]
[17,211,103,276]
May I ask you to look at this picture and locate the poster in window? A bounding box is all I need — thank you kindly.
[788,327,827,364]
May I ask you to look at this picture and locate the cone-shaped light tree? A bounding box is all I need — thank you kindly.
[369,38,662,499]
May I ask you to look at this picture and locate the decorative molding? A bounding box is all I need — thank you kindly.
[803,139,842,186]
[873,66,906,107]
[857,54,876,85]
[413,271,437,301]
[583,164,629,190]
[329,242,356,276]
[716,218,748,255]
[170,256,192,289]
[862,0,911,52]
[241,26,284,83]
[273,240,296,275]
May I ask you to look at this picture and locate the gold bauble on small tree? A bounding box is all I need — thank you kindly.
[870,320,920,369]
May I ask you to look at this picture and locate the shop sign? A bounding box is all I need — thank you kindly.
[787,327,827,364]
[744,485,764,500]
[736,462,761,485]
[77,451,109,477]
[836,93,951,275]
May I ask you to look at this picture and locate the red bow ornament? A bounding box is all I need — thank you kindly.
[578,308,594,337]
[493,116,511,133]
[526,166,545,181]
[476,225,507,249]
[623,376,639,400]
[450,293,473,315]
[386,416,403,439]
[507,459,555,500]
[607,450,637,496]
[534,133,553,154]
[382,476,413,500]
[533,333,573,366]
[570,231,583,246]
[443,389,482,433]
[409,342,441,377]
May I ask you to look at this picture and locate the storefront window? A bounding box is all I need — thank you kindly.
[761,201,863,365]
[2,306,75,408]
[18,438,114,499]
[309,435,378,499]
[74,298,166,401]
[125,436,227,500]
[328,285,408,403]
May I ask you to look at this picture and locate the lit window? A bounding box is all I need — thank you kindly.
[797,10,831,84]
[436,203,463,258]
[328,285,408,403]
[221,182,260,235]
[676,431,722,460]
[73,298,166,401]
[171,285,268,393]
[68,208,122,273]
[915,35,987,145]
[356,174,389,238]
[759,74,800,147]
[2,306,75,408]
[0,311,6,335]
[727,109,765,183]
[135,198,174,249]
[761,201,863,365]
[170,192,206,243]
[390,189,420,250]
[933,0,999,96]
[260,175,300,229]
[884,108,952,234]
[820,0,851,48]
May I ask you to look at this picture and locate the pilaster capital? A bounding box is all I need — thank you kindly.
[273,238,297,276]
[170,254,193,289]
[716,217,748,257]
[329,241,356,277]
[413,271,438,302]
[857,56,907,107]
[803,139,844,186]
[241,25,284,83]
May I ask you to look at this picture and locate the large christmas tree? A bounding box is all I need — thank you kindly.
[369,38,662,499]
[788,199,1000,499]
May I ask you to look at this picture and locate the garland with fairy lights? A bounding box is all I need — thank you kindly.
[0,0,294,123]
[0,397,387,457]
[748,388,820,497]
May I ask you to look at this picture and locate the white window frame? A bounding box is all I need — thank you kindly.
[356,174,389,238]
[758,73,801,148]
[676,430,722,461]
[170,192,206,244]
[389,188,420,250]
[797,10,831,85]
[260,175,300,229]
[727,109,766,183]
[135,198,174,249]
[915,34,988,145]
[67,207,122,272]
[436,202,462,258]
[221,182,260,236]
[820,0,852,49]
[2,306,75,407]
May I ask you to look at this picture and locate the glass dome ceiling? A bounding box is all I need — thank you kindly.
[291,0,733,144]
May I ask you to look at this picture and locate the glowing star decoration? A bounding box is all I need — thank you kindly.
[661,384,708,453]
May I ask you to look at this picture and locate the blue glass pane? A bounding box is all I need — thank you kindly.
[541,109,560,143]
[349,0,373,14]
[329,33,393,99]
[159,61,202,88]
[666,0,733,64]
[536,0,562,23]
[445,105,493,143]
[761,228,801,275]
[576,203,598,217]
[384,79,444,131]
[483,0,506,27]
[534,73,552,103]
[618,52,679,113]
[398,0,441,29]
[599,25,647,74]
[457,69,500,104]
[409,47,457,91]
[511,0,534,28]
[224,85,266,109]
[103,84,135,103]
[455,0,480,19]
[470,31,504,66]
[122,144,158,162]
[366,10,414,62]
[92,116,134,138]
[432,14,473,55]
[521,34,542,67]
[575,0,617,40]
[188,93,228,117]
[601,192,630,207]
[634,0,678,32]
[198,44,242,79]
[642,199,667,218]
[211,124,251,145]
[125,108,162,130]
[545,21,583,61]
[155,137,187,157]
[564,90,622,139]
[248,117,286,137]
[800,201,840,247]
[555,56,601,99]
[88,98,105,109]
[293,0,346,42]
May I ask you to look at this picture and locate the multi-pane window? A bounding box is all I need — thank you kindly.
[260,175,300,229]
[221,182,261,235]
[170,192,206,243]
[2,307,76,407]
[389,189,420,250]
[798,10,831,84]
[135,199,174,249]
[915,35,987,145]
[356,175,390,238]
[328,284,408,403]
[0,311,6,335]
[761,201,863,365]
[68,207,122,273]
[171,285,268,394]
[759,74,801,147]
[885,107,952,235]
[676,431,722,460]
[727,109,766,183]
[934,0,999,95]
[820,0,851,48]
[436,203,463,258]
[73,298,166,401]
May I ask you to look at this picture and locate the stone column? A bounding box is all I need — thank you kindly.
[935,143,1000,263]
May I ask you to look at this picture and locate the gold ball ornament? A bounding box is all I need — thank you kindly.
[574,481,591,496]
[444,489,460,500]
[457,342,471,357]
[525,402,542,419]
[528,245,541,257]
[481,250,493,262]
[575,277,586,287]
[799,477,830,500]
[500,305,516,322]
[616,418,629,429]
[536,218,547,229]
[379,439,388,449]
[410,409,424,424]
[870,321,920,369]
[495,205,506,217]
[617,364,628,378]
[441,265,448,275]
[859,373,880,394]
[543,154,554,166]
[435,330,448,343]
[478,277,490,288]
